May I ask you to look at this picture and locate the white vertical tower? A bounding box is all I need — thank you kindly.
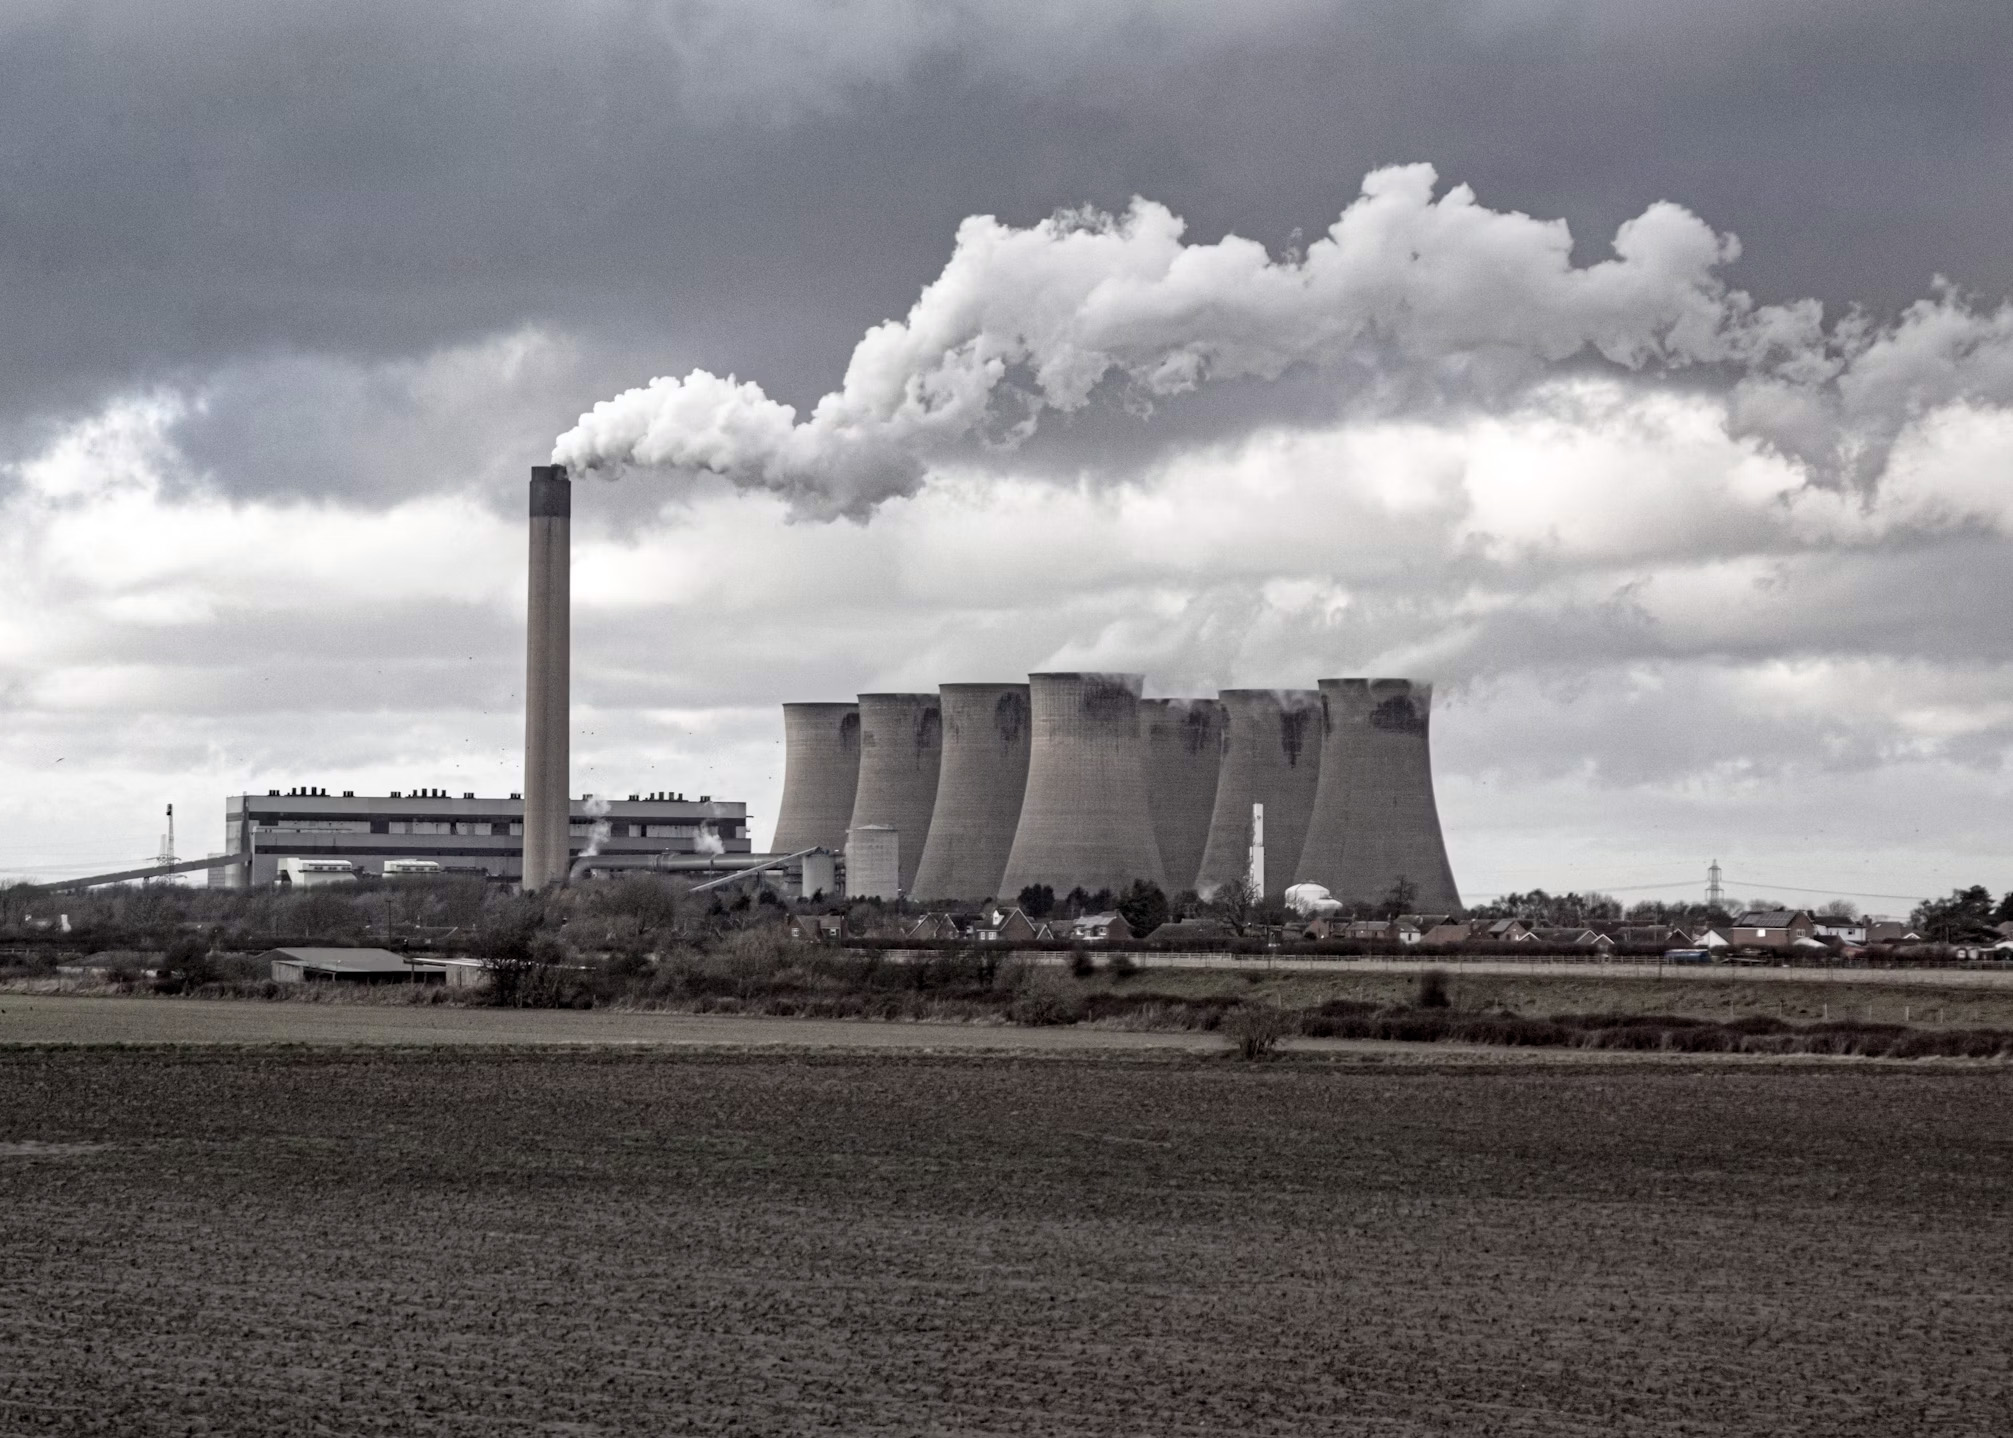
[1247,802,1264,897]
[522,464,572,890]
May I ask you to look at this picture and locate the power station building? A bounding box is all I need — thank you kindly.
[773,672,1462,910]
[218,789,751,887]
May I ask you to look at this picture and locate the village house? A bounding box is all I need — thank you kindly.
[1066,912,1133,943]
[1726,910,1818,950]
[975,907,1047,943]
[1528,927,1614,952]
[786,914,847,944]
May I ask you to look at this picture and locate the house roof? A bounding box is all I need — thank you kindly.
[1615,926,1685,944]
[1152,919,1231,940]
[1733,910,1811,928]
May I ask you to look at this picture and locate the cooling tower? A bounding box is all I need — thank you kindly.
[521,464,571,890]
[846,693,943,895]
[771,703,861,854]
[998,673,1166,898]
[1194,689,1322,897]
[911,683,1031,901]
[1141,697,1226,894]
[1293,678,1461,912]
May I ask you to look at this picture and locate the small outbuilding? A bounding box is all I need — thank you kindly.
[265,947,446,985]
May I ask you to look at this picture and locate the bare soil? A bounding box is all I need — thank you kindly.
[2,1047,2008,1435]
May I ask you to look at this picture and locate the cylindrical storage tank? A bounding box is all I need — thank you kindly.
[846,693,942,896]
[521,464,571,890]
[911,683,1031,901]
[845,825,901,901]
[998,673,1166,899]
[771,703,861,855]
[1141,698,1226,894]
[1293,678,1461,912]
[1194,689,1322,898]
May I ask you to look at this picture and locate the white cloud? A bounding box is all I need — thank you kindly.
[11,273,2013,897]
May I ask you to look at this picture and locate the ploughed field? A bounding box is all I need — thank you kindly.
[2,1050,2009,1436]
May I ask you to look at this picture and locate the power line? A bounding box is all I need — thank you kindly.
[1728,876,1928,903]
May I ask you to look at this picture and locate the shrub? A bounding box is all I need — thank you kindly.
[1068,948,1095,977]
[1009,981,1085,1027]
[1415,969,1451,1009]
[152,937,217,994]
[1225,1004,1296,1060]
[1106,951,1138,980]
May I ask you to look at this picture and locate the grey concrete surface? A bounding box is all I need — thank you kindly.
[848,693,943,895]
[912,683,1031,902]
[999,673,1167,898]
[1141,697,1225,895]
[1295,678,1460,911]
[1195,689,1322,898]
[772,702,862,856]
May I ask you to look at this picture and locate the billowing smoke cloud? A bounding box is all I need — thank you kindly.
[553,164,2013,519]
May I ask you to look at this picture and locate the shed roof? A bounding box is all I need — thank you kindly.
[262,947,438,974]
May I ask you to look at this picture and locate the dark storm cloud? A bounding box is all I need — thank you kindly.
[2,0,2010,504]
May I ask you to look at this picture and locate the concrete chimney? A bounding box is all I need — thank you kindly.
[1293,678,1460,912]
[521,464,571,889]
[1140,697,1226,894]
[998,673,1166,899]
[911,682,1031,901]
[1194,689,1321,898]
[772,703,862,855]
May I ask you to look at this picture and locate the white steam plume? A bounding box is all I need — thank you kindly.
[554,163,2013,518]
[571,794,614,877]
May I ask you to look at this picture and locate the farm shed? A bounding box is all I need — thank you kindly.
[264,948,445,985]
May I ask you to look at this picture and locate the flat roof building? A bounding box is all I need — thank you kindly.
[220,788,751,887]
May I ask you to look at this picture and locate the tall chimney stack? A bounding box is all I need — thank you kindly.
[522,464,571,889]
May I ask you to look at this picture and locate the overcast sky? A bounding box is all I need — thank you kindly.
[6,0,2013,908]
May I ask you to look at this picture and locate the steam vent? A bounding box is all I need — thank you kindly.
[846,693,944,895]
[521,464,571,890]
[1195,689,1323,898]
[911,683,1032,901]
[1294,678,1461,911]
[998,673,1167,897]
[771,703,862,855]
[1140,697,1226,894]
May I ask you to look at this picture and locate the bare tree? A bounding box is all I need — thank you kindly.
[1207,877,1259,936]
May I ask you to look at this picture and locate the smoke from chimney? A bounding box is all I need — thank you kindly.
[552,164,2013,521]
